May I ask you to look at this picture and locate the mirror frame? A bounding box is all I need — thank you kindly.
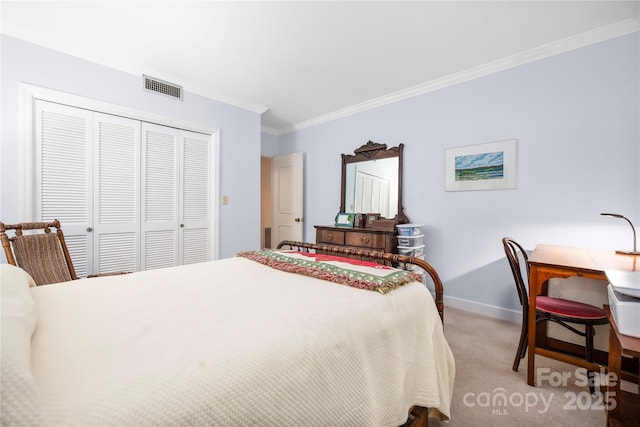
[340,141,408,223]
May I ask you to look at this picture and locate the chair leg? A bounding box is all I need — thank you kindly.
[585,324,596,394]
[513,317,528,372]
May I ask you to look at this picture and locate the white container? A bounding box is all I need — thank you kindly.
[396,224,423,236]
[405,263,422,271]
[608,284,640,338]
[397,244,425,258]
[397,234,424,247]
[605,270,640,298]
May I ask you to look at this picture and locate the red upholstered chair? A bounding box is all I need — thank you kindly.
[502,237,608,393]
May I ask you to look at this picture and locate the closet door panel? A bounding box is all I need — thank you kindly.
[94,113,140,273]
[141,123,179,270]
[64,237,89,278]
[144,230,176,270]
[183,228,208,264]
[181,131,211,264]
[35,101,92,277]
[98,232,137,273]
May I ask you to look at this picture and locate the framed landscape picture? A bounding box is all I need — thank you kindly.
[445,139,517,191]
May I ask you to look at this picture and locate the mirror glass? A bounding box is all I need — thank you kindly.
[344,158,399,218]
[340,141,406,223]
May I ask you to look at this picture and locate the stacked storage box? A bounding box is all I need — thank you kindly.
[396,224,425,280]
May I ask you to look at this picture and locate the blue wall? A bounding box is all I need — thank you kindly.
[271,33,640,318]
[1,35,262,258]
[3,32,639,318]
[261,132,279,157]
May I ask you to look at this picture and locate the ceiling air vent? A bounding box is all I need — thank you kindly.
[143,75,183,100]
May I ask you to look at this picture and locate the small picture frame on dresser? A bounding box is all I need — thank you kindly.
[335,212,355,227]
[365,213,380,228]
[370,218,397,231]
[353,213,366,228]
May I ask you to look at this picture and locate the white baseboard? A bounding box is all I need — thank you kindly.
[444,295,521,324]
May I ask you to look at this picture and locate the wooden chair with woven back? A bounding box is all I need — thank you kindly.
[0,220,127,286]
[502,237,608,394]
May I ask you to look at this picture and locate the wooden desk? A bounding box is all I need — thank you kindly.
[605,306,640,427]
[527,244,639,386]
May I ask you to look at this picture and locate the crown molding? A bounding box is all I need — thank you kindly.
[191,84,269,115]
[276,18,640,136]
[260,125,279,136]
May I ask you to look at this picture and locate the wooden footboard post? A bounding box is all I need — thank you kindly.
[408,406,429,427]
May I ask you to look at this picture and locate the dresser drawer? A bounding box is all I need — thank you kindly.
[314,225,398,254]
[345,232,385,249]
[317,229,345,245]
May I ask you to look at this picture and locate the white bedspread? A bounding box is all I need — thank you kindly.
[27,256,454,426]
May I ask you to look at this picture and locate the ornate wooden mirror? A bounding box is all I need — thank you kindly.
[340,141,408,224]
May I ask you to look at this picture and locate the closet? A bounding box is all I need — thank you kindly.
[35,100,212,276]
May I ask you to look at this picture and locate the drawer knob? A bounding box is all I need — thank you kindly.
[361,236,370,244]
[327,233,333,241]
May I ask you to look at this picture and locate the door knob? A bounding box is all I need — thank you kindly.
[295,217,304,223]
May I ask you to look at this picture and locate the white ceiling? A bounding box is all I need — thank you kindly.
[2,1,639,135]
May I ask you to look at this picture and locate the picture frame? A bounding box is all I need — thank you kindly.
[335,212,355,227]
[445,139,517,191]
[365,213,381,228]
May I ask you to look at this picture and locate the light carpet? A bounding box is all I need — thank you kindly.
[429,307,638,427]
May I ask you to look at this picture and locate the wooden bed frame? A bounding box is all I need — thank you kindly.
[277,240,446,427]
[277,240,444,321]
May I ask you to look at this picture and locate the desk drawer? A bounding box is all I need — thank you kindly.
[345,232,384,249]
[317,229,345,245]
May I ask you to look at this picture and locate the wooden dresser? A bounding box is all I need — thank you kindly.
[314,225,398,253]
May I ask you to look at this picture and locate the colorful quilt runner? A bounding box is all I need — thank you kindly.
[237,250,421,294]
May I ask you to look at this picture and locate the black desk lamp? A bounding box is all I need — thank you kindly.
[600,213,640,255]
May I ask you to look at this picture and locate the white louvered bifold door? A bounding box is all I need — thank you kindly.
[35,101,93,277]
[35,101,213,275]
[141,123,180,270]
[93,113,140,273]
[181,130,211,264]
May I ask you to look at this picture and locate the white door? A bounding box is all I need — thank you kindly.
[36,103,142,275]
[141,124,212,270]
[141,123,180,270]
[35,101,93,277]
[93,113,140,274]
[354,170,391,217]
[180,130,211,265]
[271,152,303,247]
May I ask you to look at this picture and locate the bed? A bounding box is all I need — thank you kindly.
[1,241,455,427]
